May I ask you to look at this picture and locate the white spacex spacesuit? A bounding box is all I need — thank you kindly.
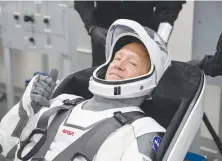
[0,19,171,161]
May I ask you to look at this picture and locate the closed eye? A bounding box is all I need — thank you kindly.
[130,62,137,66]
[114,57,121,61]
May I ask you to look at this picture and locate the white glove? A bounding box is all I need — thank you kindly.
[21,75,56,116]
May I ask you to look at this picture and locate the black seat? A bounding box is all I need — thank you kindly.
[52,60,204,161]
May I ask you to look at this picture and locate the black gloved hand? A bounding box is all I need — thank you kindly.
[187,56,222,77]
[187,59,201,66]
[89,26,108,47]
[187,33,222,77]
[200,33,222,77]
[216,32,222,52]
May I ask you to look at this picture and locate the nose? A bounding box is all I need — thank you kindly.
[115,59,125,71]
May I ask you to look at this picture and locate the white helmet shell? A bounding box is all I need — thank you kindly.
[89,19,171,99]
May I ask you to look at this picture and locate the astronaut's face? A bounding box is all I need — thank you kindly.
[105,42,151,81]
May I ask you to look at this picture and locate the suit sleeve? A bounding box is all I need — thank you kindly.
[120,132,165,161]
[154,1,186,26]
[74,1,97,32]
[0,102,30,158]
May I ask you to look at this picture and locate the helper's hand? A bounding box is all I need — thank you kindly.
[89,26,107,47]
[216,32,222,52]
[21,74,57,116]
[199,33,222,77]
[211,32,222,65]
[187,33,222,77]
[186,60,201,67]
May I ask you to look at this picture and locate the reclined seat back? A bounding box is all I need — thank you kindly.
[52,61,205,161]
[149,61,204,161]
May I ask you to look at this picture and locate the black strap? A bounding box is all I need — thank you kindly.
[114,111,147,125]
[52,111,146,161]
[17,98,85,161]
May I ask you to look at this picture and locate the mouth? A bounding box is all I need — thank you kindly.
[109,73,124,80]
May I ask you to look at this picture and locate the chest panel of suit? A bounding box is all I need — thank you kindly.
[42,103,143,160]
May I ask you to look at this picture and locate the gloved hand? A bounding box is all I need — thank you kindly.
[187,32,222,67]
[89,26,108,47]
[21,75,56,116]
[187,55,222,77]
[187,33,222,77]
[186,59,202,67]
[216,32,222,52]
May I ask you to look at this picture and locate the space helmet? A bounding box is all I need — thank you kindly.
[89,19,171,99]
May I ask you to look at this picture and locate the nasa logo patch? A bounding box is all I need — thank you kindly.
[151,136,161,152]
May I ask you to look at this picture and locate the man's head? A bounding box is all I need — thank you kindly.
[89,19,170,99]
[105,42,151,81]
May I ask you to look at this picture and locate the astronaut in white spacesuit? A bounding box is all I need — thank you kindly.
[0,19,171,161]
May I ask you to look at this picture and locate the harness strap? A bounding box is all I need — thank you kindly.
[52,111,146,161]
[17,97,85,161]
